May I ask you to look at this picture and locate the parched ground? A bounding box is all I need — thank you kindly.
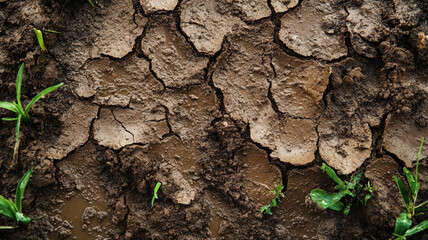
[0,0,428,239]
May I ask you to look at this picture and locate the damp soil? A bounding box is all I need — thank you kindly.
[0,0,428,239]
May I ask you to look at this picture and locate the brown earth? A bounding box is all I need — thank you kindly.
[0,0,428,239]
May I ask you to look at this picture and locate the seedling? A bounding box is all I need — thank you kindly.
[393,138,428,239]
[33,28,47,53]
[151,182,162,207]
[310,163,372,215]
[0,63,63,161]
[0,168,43,229]
[260,183,284,215]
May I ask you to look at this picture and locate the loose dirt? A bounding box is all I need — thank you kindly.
[0,0,428,239]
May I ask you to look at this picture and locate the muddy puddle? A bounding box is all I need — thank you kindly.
[206,190,232,239]
[48,143,113,240]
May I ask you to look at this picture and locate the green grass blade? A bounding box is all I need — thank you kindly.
[394,212,412,237]
[403,168,417,197]
[0,226,17,229]
[15,63,24,115]
[24,82,63,115]
[42,29,62,34]
[416,200,428,209]
[394,176,410,209]
[15,168,33,213]
[15,114,21,142]
[0,102,19,113]
[321,163,344,186]
[2,118,17,121]
[151,182,162,207]
[33,28,47,53]
[0,195,17,221]
[404,219,428,236]
[87,0,95,7]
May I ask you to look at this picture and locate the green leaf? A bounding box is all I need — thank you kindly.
[87,0,95,7]
[33,28,47,53]
[328,200,345,211]
[151,182,162,207]
[404,219,428,236]
[0,195,17,221]
[403,168,418,198]
[394,212,412,237]
[15,64,24,116]
[24,82,63,116]
[0,102,19,113]
[343,202,352,215]
[15,212,31,224]
[260,205,272,215]
[348,172,363,189]
[2,117,17,121]
[15,168,33,213]
[321,163,344,186]
[310,189,345,210]
[394,176,410,209]
[363,194,372,206]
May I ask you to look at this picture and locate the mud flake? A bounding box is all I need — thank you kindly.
[141,0,178,13]
[162,85,220,141]
[279,0,347,61]
[73,56,162,107]
[113,104,169,145]
[346,0,389,42]
[383,101,428,167]
[52,0,145,70]
[150,136,198,171]
[392,0,422,27]
[142,24,209,88]
[180,0,243,55]
[93,108,134,150]
[251,107,318,165]
[212,23,273,123]
[212,22,318,165]
[229,0,271,21]
[236,143,282,208]
[271,52,329,118]
[46,101,98,160]
[319,117,372,174]
[271,0,299,13]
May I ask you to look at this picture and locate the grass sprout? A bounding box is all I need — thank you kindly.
[33,28,47,53]
[260,183,284,215]
[151,182,162,207]
[310,163,372,215]
[0,63,63,161]
[0,168,43,229]
[393,138,428,239]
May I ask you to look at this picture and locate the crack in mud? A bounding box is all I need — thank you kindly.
[111,109,135,143]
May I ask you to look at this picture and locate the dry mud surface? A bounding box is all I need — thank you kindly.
[0,0,428,239]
